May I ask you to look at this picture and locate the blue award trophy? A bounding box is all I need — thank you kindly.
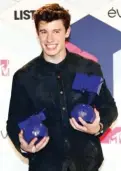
[18,110,48,144]
[71,73,103,123]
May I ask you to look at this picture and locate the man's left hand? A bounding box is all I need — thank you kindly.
[69,108,101,134]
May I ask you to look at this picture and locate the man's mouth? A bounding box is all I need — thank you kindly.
[46,44,58,50]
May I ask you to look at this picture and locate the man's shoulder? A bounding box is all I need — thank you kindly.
[69,51,100,67]
[68,51,102,75]
[13,55,40,80]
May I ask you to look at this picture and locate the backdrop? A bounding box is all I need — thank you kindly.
[0,0,121,171]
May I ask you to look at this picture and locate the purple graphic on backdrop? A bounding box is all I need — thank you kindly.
[69,15,121,94]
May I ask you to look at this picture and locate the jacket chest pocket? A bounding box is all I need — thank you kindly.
[25,75,58,110]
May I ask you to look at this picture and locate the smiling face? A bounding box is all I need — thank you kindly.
[38,19,71,60]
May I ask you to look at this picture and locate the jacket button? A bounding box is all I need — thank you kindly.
[57,75,60,79]
[60,91,63,94]
[64,139,70,149]
[62,107,66,111]
[64,139,68,143]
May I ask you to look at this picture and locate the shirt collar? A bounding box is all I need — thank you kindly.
[39,49,70,73]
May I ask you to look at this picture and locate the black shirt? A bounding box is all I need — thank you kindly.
[7,50,118,171]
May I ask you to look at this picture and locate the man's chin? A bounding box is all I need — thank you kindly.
[44,50,58,57]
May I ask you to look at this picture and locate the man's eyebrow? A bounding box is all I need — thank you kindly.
[39,29,46,32]
[39,28,62,32]
[53,28,61,31]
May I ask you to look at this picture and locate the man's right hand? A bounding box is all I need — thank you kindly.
[18,130,50,153]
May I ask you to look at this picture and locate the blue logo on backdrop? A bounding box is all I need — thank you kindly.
[70,15,121,95]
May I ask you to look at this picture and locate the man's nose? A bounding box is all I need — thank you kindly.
[47,33,54,42]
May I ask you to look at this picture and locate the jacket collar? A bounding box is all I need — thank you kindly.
[33,49,71,77]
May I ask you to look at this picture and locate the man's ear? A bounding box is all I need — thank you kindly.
[65,26,71,39]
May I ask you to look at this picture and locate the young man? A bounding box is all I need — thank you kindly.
[7,3,118,171]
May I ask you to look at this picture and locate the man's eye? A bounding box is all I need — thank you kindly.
[41,31,46,34]
[54,30,60,33]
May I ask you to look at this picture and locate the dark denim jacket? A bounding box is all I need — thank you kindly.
[7,50,118,171]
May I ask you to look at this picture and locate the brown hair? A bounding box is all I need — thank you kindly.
[33,3,71,33]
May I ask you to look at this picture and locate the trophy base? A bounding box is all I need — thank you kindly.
[24,135,46,145]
